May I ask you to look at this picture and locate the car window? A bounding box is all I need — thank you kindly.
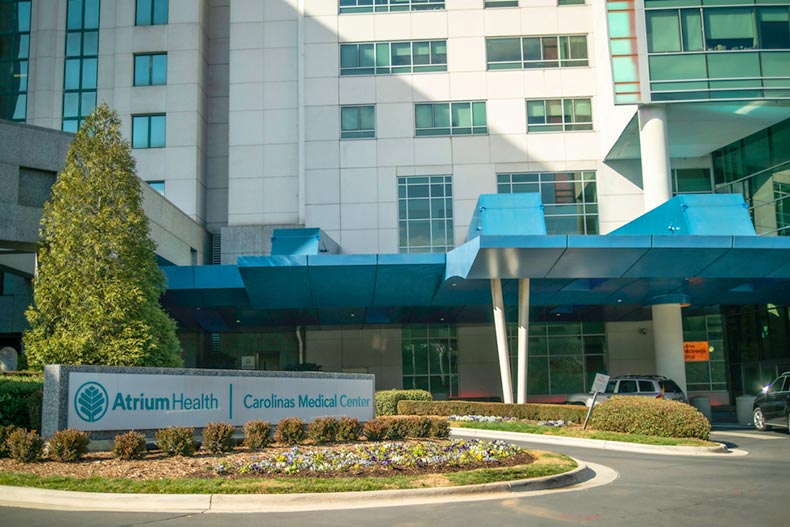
[618,380,638,393]
[769,377,785,393]
[638,380,655,392]
[660,380,682,393]
[782,376,790,392]
[605,380,617,393]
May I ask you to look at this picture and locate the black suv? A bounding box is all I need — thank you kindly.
[753,371,790,433]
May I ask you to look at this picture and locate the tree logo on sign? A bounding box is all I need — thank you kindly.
[74,381,109,423]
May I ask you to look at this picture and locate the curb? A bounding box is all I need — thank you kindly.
[451,428,731,456]
[0,462,593,513]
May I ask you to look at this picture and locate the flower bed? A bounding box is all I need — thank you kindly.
[216,439,528,476]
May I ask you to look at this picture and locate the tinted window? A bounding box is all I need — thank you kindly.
[660,380,683,393]
[769,376,785,393]
[605,380,617,393]
[618,380,638,393]
[781,376,790,392]
[638,380,655,392]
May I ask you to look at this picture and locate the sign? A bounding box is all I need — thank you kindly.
[590,373,610,394]
[241,356,256,370]
[684,341,710,362]
[67,371,375,431]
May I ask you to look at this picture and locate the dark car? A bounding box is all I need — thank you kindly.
[753,371,790,433]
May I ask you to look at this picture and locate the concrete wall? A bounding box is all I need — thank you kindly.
[606,321,657,376]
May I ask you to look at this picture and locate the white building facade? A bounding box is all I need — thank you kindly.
[3,0,790,404]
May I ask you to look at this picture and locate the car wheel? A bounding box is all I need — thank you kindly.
[753,408,767,431]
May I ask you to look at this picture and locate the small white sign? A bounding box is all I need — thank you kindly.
[591,373,610,394]
[241,356,256,370]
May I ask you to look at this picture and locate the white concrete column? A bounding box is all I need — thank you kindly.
[638,105,672,213]
[490,278,514,404]
[652,303,688,394]
[516,279,530,404]
[297,0,306,224]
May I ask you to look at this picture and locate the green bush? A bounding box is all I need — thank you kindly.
[112,431,148,460]
[308,417,338,444]
[397,400,588,423]
[155,426,197,457]
[7,428,43,463]
[362,419,388,441]
[48,428,90,462]
[335,417,362,441]
[375,389,432,416]
[243,420,272,450]
[0,375,44,428]
[27,388,43,431]
[430,418,450,439]
[0,425,18,458]
[589,396,711,440]
[201,422,235,454]
[274,418,305,445]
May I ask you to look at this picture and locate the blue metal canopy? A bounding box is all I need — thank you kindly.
[161,194,790,330]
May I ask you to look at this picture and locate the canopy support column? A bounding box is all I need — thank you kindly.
[516,278,530,404]
[652,303,688,394]
[491,278,513,404]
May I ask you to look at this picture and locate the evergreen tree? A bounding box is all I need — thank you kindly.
[23,104,183,369]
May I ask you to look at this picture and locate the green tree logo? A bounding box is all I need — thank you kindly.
[74,381,109,422]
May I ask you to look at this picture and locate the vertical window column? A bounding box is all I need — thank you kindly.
[62,0,100,132]
[398,176,454,253]
[0,0,31,121]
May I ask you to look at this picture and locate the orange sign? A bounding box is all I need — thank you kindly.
[684,341,710,362]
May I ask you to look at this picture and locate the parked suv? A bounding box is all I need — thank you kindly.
[752,372,790,433]
[566,375,688,407]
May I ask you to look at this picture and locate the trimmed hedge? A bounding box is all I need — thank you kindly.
[589,396,711,440]
[375,389,432,416]
[397,400,588,423]
[0,374,44,429]
[362,416,449,440]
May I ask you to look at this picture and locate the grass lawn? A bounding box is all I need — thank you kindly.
[453,421,717,447]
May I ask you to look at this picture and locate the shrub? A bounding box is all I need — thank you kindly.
[112,431,148,460]
[397,400,587,424]
[27,389,43,431]
[375,389,432,416]
[201,422,235,454]
[7,428,43,463]
[0,375,44,428]
[589,396,711,440]
[362,419,388,441]
[155,426,197,457]
[308,417,338,444]
[274,418,305,445]
[243,420,272,450]
[335,417,361,441]
[430,417,450,439]
[48,428,90,462]
[0,425,18,458]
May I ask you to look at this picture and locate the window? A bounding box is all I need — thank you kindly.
[62,0,99,132]
[134,53,167,86]
[508,321,606,395]
[0,0,30,121]
[415,101,487,136]
[672,168,713,194]
[340,40,447,75]
[526,98,592,132]
[147,181,165,195]
[402,326,458,398]
[132,114,166,148]
[498,171,598,234]
[487,35,588,70]
[398,175,453,253]
[559,0,584,4]
[485,0,519,7]
[341,105,375,139]
[683,312,727,391]
[136,0,168,26]
[339,0,444,14]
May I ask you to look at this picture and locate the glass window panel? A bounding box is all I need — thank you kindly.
[81,91,96,115]
[67,0,84,30]
[81,58,97,89]
[408,198,430,219]
[132,116,148,147]
[375,43,389,67]
[66,33,82,57]
[360,44,375,67]
[573,98,592,123]
[415,104,433,128]
[64,59,81,90]
[472,102,487,126]
[134,55,149,85]
[434,103,450,127]
[675,168,712,192]
[152,54,167,84]
[451,103,471,127]
[758,7,790,48]
[647,11,682,52]
[527,100,546,123]
[542,36,559,61]
[431,220,447,246]
[681,9,705,50]
[150,115,165,147]
[18,2,31,32]
[83,0,100,29]
[413,41,430,64]
[340,45,358,68]
[391,42,412,65]
[704,8,756,49]
[431,40,447,64]
[527,357,549,395]
[359,105,375,130]
[83,31,99,56]
[649,54,707,80]
[136,0,152,25]
[568,35,588,61]
[487,38,522,63]
[340,107,359,131]
[708,51,761,78]
[62,119,79,133]
[549,356,584,393]
[63,92,79,118]
[548,336,583,355]
[522,38,541,61]
[153,0,168,24]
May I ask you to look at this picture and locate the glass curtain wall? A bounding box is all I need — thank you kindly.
[401,326,459,399]
[0,0,30,121]
[62,0,100,132]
